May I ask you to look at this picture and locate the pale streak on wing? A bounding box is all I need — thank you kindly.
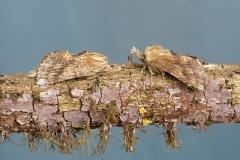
[36,51,108,86]
[149,55,206,90]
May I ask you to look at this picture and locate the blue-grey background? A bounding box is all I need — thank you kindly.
[0,1,240,160]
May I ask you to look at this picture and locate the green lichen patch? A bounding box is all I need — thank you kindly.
[231,75,240,105]
[58,95,81,111]
[31,85,46,104]
[104,100,120,123]
[0,89,5,100]
[32,92,41,104]
[205,116,214,127]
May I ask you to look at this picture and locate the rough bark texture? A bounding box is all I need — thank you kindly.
[0,62,240,154]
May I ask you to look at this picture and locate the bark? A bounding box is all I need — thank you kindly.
[0,61,240,154]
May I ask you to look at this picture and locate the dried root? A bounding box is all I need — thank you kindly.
[162,123,181,149]
[122,123,138,152]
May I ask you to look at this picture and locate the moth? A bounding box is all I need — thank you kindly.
[131,45,207,90]
[29,50,108,86]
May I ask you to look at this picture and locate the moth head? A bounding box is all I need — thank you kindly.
[40,50,69,65]
[131,47,145,62]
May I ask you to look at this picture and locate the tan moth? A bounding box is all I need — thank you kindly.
[32,50,108,85]
[131,45,207,90]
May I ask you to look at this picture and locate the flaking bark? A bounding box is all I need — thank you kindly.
[0,59,240,154]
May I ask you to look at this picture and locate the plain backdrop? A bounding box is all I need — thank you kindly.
[0,1,240,160]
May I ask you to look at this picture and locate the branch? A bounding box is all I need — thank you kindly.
[0,49,240,155]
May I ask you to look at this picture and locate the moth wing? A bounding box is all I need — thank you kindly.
[59,54,97,81]
[36,51,108,86]
[149,55,206,90]
[36,51,67,85]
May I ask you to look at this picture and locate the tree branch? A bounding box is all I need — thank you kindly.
[0,53,240,154]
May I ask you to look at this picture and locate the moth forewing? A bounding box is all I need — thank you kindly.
[35,50,108,86]
[150,56,206,90]
[132,45,207,90]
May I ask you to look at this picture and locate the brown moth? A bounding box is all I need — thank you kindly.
[131,45,207,90]
[32,50,108,86]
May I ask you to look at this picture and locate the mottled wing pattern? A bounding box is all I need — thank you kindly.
[131,45,207,90]
[36,51,67,85]
[36,51,108,85]
[148,53,206,90]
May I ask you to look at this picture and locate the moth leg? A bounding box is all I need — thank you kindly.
[128,54,133,64]
[147,65,155,75]
[140,63,147,74]
[147,65,156,82]
[160,71,165,81]
[157,69,165,83]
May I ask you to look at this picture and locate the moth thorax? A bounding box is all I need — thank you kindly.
[145,45,163,51]
[160,49,173,56]
[144,45,172,61]
[85,53,108,67]
[90,53,107,61]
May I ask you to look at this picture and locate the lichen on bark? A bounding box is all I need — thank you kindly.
[0,52,240,155]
